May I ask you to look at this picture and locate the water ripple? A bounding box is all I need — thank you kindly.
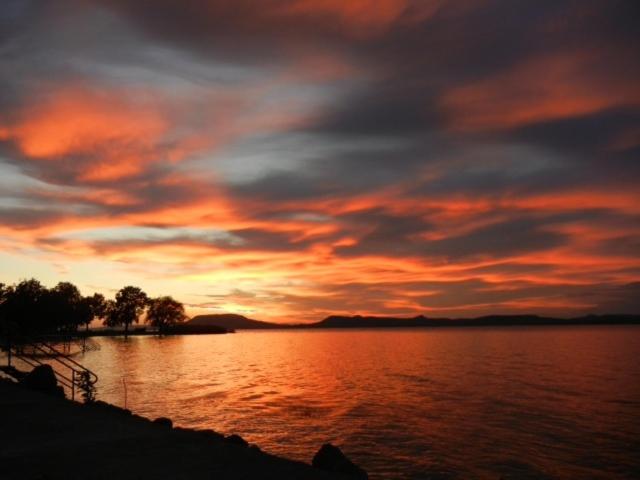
[77,326,640,479]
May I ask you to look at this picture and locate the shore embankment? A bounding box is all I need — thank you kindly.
[0,378,359,479]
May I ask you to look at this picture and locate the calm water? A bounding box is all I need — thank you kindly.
[75,327,640,479]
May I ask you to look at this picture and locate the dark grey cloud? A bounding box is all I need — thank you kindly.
[230,171,341,203]
[591,235,640,259]
[296,278,640,317]
[426,218,565,260]
[227,140,428,204]
[38,224,316,256]
[0,206,67,229]
[1,0,638,317]
[335,215,567,261]
[310,90,439,136]
[510,109,640,155]
[573,282,640,315]
[224,228,314,252]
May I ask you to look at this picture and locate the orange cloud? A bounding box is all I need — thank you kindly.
[5,89,166,159]
[2,0,639,323]
[278,0,409,34]
[0,87,170,181]
[440,50,640,131]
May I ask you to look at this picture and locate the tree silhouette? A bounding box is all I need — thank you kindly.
[104,286,148,338]
[47,282,82,333]
[1,278,189,339]
[0,282,11,335]
[146,296,187,334]
[1,279,48,335]
[78,293,107,332]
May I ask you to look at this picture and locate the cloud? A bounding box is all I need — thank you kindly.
[0,86,170,182]
[0,0,638,320]
[440,50,640,131]
[94,0,445,48]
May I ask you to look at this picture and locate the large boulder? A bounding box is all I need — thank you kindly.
[225,434,248,447]
[312,443,368,479]
[19,365,65,398]
[153,417,173,428]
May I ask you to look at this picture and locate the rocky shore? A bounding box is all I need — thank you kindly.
[0,376,367,479]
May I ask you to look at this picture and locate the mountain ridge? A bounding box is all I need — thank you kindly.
[188,313,640,330]
[188,313,283,329]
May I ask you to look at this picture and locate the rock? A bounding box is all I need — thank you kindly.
[225,434,248,447]
[19,365,64,398]
[312,443,368,479]
[153,417,173,428]
[197,429,225,441]
[91,400,132,415]
[0,365,28,382]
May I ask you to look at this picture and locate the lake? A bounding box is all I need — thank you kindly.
[79,326,640,479]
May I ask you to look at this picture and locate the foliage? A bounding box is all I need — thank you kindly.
[0,279,186,339]
[0,279,48,335]
[78,293,108,331]
[0,282,9,331]
[105,286,149,337]
[0,279,122,337]
[46,282,83,332]
[75,370,97,403]
[147,296,187,334]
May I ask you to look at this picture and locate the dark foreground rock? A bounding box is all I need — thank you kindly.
[91,399,132,415]
[312,443,368,479]
[225,434,249,447]
[19,364,64,398]
[0,379,358,479]
[153,417,173,428]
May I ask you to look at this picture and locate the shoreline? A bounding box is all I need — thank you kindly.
[0,378,362,479]
[87,324,233,336]
[86,321,640,337]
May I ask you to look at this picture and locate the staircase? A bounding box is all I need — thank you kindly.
[0,336,98,402]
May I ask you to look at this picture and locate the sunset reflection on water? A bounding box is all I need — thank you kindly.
[80,327,640,479]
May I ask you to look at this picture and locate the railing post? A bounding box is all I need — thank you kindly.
[5,336,98,402]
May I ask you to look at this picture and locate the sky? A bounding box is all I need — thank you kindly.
[0,0,639,322]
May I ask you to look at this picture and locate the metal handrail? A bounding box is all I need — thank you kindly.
[4,336,98,401]
[12,354,75,391]
[25,341,99,385]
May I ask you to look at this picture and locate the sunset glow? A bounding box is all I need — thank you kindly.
[1,0,638,322]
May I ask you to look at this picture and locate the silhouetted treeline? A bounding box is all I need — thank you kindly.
[0,279,186,338]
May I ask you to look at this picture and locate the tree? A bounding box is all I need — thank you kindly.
[46,282,82,332]
[78,293,107,332]
[104,286,148,338]
[0,282,11,334]
[146,296,187,334]
[1,279,48,335]
[0,282,9,314]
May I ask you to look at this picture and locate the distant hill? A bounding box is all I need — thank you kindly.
[312,314,640,328]
[188,313,640,330]
[188,313,282,330]
[314,315,436,328]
